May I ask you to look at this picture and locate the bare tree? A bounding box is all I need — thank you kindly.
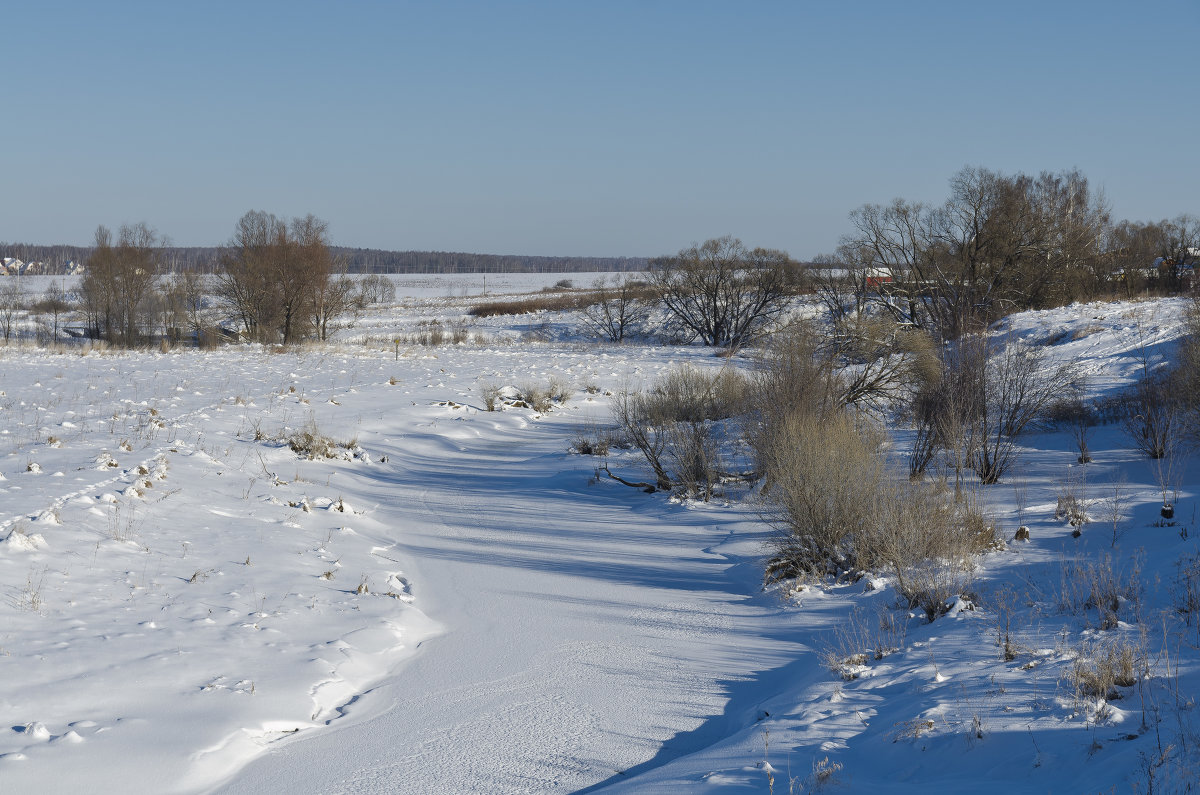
[80,223,162,346]
[163,270,215,344]
[0,282,23,341]
[580,276,653,342]
[218,211,347,344]
[811,252,866,324]
[826,316,939,410]
[357,274,396,306]
[839,167,1109,339]
[32,283,71,343]
[652,236,793,348]
[218,211,287,342]
[1122,369,1179,460]
[312,273,357,341]
[283,214,332,344]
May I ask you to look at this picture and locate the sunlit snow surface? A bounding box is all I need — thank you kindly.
[1,277,1198,793]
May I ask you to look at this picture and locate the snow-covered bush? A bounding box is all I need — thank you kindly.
[283,419,358,460]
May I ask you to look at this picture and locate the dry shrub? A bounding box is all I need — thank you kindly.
[571,424,621,456]
[579,277,658,342]
[480,382,501,411]
[807,756,843,791]
[763,411,886,578]
[652,364,747,423]
[517,383,553,413]
[746,324,850,455]
[665,420,721,499]
[1069,635,1141,702]
[820,606,908,680]
[875,482,985,620]
[1059,554,1142,629]
[284,420,355,460]
[469,290,602,317]
[762,409,989,618]
[892,718,937,742]
[1175,554,1200,625]
[546,377,572,405]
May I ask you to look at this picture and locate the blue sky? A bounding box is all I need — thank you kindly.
[3,1,1196,258]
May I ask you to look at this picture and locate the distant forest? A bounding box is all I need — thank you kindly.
[0,243,649,275]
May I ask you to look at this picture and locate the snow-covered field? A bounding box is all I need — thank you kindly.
[2,277,1198,793]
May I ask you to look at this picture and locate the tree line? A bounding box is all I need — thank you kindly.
[0,242,648,275]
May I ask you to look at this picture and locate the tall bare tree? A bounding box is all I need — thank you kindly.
[839,167,1109,339]
[81,223,162,346]
[652,236,793,348]
[218,211,287,342]
[217,211,351,345]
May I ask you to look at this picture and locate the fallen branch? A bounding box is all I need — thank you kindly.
[600,463,660,493]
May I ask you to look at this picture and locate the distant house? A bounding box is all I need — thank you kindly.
[864,267,893,289]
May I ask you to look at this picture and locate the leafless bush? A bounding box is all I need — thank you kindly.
[357,274,396,305]
[1122,369,1179,459]
[877,481,985,620]
[1049,389,1098,463]
[910,335,1075,484]
[1102,477,1131,547]
[828,315,940,410]
[665,420,722,500]
[571,423,621,456]
[579,276,656,342]
[746,325,841,463]
[517,383,554,413]
[654,364,747,423]
[611,366,748,498]
[1173,554,1200,627]
[546,377,573,405]
[1055,493,1088,529]
[0,283,26,342]
[991,586,1022,661]
[612,388,672,491]
[751,320,935,454]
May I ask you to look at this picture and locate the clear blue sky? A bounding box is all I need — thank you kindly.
[3,0,1196,258]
